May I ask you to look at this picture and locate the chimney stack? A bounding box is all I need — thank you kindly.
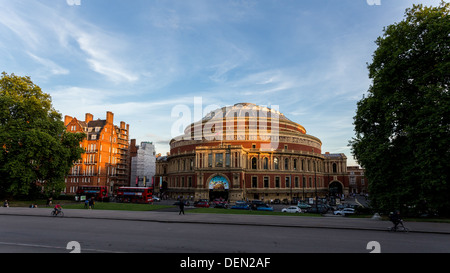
[85,113,93,124]
[106,111,114,124]
[64,115,73,126]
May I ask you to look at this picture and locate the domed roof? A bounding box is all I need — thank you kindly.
[171,102,320,149]
[194,102,306,135]
[202,102,295,123]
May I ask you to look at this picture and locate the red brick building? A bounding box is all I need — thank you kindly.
[155,103,350,202]
[64,111,130,195]
[347,166,368,194]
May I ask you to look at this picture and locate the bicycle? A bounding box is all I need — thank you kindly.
[388,219,409,232]
[51,210,64,217]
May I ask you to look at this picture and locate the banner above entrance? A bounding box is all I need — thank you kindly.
[209,175,229,190]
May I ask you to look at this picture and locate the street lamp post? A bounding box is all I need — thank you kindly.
[302,175,305,202]
[289,175,292,204]
[314,161,318,213]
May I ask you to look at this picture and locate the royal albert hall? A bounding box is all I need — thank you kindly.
[155,103,348,202]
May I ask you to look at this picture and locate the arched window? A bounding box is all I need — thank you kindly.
[284,158,289,170]
[252,157,257,169]
[274,157,279,170]
[263,157,269,169]
[293,159,297,170]
[332,163,337,173]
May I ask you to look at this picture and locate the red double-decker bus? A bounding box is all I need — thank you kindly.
[76,186,108,201]
[116,187,153,203]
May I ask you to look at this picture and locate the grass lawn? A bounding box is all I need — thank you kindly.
[63,202,175,211]
[7,199,76,208]
[5,199,174,211]
[187,207,321,217]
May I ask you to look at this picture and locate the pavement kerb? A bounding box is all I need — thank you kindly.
[1,208,449,235]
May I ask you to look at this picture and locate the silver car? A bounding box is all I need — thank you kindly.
[333,208,355,216]
[282,206,302,213]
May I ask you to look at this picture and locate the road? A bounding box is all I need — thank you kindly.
[1,214,449,253]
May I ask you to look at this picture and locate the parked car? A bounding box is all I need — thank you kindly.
[282,206,302,213]
[250,200,266,210]
[256,204,274,211]
[336,204,358,210]
[212,199,226,206]
[194,199,209,206]
[194,201,210,208]
[231,201,250,210]
[297,202,312,209]
[213,202,228,209]
[334,208,355,216]
[173,200,189,206]
[316,204,331,213]
[152,196,161,202]
[306,206,328,214]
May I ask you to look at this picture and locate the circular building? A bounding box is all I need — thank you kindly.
[155,103,348,203]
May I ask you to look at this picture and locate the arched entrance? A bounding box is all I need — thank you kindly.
[329,181,343,195]
[208,174,230,201]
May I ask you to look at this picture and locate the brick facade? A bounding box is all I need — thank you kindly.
[155,103,351,202]
[347,166,368,194]
[64,111,130,195]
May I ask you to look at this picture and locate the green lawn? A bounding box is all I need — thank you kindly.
[6,199,174,211]
[7,199,76,208]
[187,207,321,217]
[63,202,175,211]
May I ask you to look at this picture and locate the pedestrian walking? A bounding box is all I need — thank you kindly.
[179,199,185,215]
[89,197,95,209]
[46,197,52,207]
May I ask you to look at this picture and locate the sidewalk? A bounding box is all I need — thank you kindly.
[1,207,449,234]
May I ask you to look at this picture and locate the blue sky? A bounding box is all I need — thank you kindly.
[0,0,442,165]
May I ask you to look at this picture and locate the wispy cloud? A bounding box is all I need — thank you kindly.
[75,32,139,83]
[208,45,250,83]
[27,52,69,76]
[0,1,139,84]
[0,3,42,49]
[51,86,193,119]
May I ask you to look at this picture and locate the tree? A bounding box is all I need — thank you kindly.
[0,72,85,198]
[350,2,450,216]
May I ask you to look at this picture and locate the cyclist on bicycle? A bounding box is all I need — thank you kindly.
[53,203,62,216]
[389,210,402,230]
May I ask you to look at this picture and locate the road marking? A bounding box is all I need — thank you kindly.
[0,241,124,253]
[355,197,364,207]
